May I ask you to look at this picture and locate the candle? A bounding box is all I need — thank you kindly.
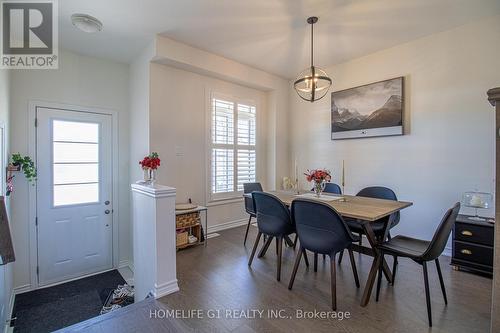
[294,157,298,192]
[342,160,345,187]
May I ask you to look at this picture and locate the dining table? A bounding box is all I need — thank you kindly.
[243,190,413,307]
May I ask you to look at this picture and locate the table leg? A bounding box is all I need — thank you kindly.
[360,215,395,307]
[204,210,208,246]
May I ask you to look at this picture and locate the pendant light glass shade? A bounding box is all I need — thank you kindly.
[294,17,332,102]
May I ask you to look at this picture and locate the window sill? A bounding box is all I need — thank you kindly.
[207,197,244,207]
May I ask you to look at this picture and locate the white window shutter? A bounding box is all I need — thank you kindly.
[210,97,256,199]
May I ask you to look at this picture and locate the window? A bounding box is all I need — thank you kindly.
[210,95,256,200]
[52,120,100,206]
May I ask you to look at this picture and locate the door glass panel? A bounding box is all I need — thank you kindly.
[52,120,100,207]
[53,164,98,185]
[53,120,99,143]
[54,183,99,206]
[53,142,98,163]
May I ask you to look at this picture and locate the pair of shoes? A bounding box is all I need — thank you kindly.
[113,284,134,299]
[100,304,121,315]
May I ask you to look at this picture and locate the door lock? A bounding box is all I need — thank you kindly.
[105,201,110,205]
[105,210,111,214]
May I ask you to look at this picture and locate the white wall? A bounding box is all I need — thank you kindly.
[0,69,13,331]
[153,36,290,192]
[149,63,269,229]
[290,15,500,249]
[129,44,154,184]
[9,50,131,290]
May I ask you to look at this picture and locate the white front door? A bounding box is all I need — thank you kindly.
[36,107,113,286]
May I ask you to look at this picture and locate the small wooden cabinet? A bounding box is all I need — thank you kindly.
[451,214,494,276]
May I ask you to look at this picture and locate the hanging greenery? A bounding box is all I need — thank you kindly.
[11,153,37,183]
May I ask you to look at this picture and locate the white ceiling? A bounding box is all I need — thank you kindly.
[59,0,500,79]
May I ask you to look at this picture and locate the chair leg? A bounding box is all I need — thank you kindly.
[275,237,279,255]
[435,258,448,305]
[376,251,384,302]
[243,215,252,245]
[323,254,326,260]
[248,232,262,266]
[348,248,360,288]
[392,256,398,286]
[288,246,302,290]
[302,248,309,267]
[423,261,433,327]
[359,233,363,245]
[338,250,344,265]
[293,234,298,249]
[258,235,273,258]
[387,231,392,241]
[284,235,294,247]
[314,253,318,272]
[277,237,283,281]
[330,254,337,311]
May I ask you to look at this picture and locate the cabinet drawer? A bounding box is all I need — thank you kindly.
[453,241,493,267]
[455,222,493,246]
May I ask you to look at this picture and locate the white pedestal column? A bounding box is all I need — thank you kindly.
[131,183,179,300]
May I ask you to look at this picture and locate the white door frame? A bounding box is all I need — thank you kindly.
[28,100,120,290]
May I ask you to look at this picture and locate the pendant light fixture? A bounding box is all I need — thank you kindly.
[294,17,332,102]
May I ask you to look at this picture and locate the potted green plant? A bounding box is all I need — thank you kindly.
[11,153,37,183]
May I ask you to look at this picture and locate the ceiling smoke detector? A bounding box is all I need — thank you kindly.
[71,14,103,33]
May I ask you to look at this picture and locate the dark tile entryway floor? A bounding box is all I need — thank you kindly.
[12,270,125,333]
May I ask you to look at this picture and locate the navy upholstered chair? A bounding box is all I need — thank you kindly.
[323,183,342,195]
[243,182,263,245]
[376,203,460,327]
[310,182,342,195]
[248,192,308,281]
[310,182,342,264]
[338,186,400,264]
[289,199,360,310]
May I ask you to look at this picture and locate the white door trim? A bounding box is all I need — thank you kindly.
[28,100,120,290]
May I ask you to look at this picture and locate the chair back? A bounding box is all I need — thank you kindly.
[422,202,460,261]
[291,199,356,255]
[357,186,400,225]
[252,192,294,237]
[243,182,263,215]
[324,183,342,194]
[310,182,342,195]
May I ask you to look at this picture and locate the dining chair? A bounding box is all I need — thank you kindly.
[313,182,342,195]
[306,182,342,263]
[338,186,400,265]
[243,182,263,245]
[288,199,360,310]
[248,192,308,281]
[375,202,460,327]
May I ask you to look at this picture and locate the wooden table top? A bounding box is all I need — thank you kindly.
[245,191,412,221]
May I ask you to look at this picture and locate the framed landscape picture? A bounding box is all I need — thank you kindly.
[331,77,404,140]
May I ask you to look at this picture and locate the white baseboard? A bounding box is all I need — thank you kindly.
[154,280,179,299]
[207,218,247,234]
[12,284,31,295]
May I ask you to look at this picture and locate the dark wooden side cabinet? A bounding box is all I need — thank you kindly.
[451,214,494,276]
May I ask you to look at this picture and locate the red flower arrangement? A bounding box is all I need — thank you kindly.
[304,169,331,183]
[139,152,161,170]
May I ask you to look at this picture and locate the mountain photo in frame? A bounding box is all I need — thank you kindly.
[331,77,404,140]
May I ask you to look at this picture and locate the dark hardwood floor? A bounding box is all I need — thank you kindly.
[158,225,492,333]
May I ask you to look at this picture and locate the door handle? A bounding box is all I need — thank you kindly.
[105,210,111,214]
[105,201,110,205]
[461,230,472,236]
